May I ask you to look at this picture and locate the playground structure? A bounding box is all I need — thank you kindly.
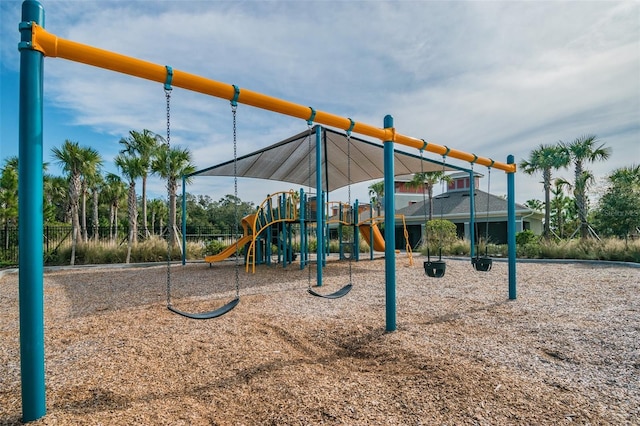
[201,191,299,271]
[203,191,414,272]
[17,1,517,421]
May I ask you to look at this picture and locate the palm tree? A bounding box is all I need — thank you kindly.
[368,181,384,216]
[519,143,569,239]
[102,173,127,242]
[524,199,544,212]
[609,164,640,189]
[89,173,104,242]
[407,171,449,221]
[119,129,160,239]
[0,157,18,250]
[148,198,168,236]
[78,149,103,242]
[52,140,93,265]
[44,174,69,223]
[115,153,144,262]
[549,179,574,239]
[151,145,196,249]
[562,135,612,239]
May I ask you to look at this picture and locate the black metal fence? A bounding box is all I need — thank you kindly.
[0,225,236,265]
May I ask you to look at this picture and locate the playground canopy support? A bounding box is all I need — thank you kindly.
[17,2,517,421]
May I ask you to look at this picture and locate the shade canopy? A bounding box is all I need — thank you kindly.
[190,126,456,193]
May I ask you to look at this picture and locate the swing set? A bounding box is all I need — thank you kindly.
[304,122,355,299]
[164,81,242,320]
[16,1,517,420]
[420,147,496,278]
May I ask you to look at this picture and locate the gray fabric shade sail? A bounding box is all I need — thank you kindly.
[190,126,457,193]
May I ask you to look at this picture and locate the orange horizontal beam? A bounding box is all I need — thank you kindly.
[30,23,515,173]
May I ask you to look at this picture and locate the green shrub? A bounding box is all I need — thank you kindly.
[204,239,227,256]
[517,243,540,258]
[424,219,457,252]
[516,229,538,246]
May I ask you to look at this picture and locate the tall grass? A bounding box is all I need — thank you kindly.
[48,235,640,266]
[418,237,640,263]
[51,237,205,266]
[539,238,640,262]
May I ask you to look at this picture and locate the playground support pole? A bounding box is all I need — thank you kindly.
[181,176,187,265]
[469,170,476,258]
[18,0,46,421]
[383,115,396,332]
[507,155,517,300]
[300,188,306,269]
[315,125,324,286]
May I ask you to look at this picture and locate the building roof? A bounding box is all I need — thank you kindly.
[189,126,458,193]
[396,189,535,220]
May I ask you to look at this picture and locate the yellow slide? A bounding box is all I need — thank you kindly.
[204,235,253,263]
[359,223,386,252]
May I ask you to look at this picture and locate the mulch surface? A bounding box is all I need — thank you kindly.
[1,257,638,425]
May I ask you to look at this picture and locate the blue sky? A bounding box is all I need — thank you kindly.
[1,0,638,207]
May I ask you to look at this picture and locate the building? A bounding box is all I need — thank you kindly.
[395,172,543,248]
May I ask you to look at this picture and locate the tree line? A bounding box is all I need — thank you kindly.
[519,134,638,241]
[0,129,255,265]
[3,131,638,263]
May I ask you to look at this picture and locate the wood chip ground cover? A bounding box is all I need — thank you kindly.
[1,258,638,425]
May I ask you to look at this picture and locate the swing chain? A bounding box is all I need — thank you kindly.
[232,104,240,298]
[437,154,447,258]
[307,123,313,290]
[346,129,353,282]
[485,167,491,252]
[419,148,428,246]
[165,88,172,307]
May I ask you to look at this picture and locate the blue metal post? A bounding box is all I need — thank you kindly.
[281,195,288,268]
[18,0,46,421]
[266,198,272,265]
[181,176,187,265]
[507,155,517,299]
[315,125,323,286]
[338,204,343,258]
[383,115,396,332]
[469,170,476,259]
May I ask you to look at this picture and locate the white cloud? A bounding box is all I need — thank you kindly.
[2,0,638,207]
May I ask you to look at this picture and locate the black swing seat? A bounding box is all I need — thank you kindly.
[472,257,493,272]
[424,260,446,278]
[308,284,352,299]
[167,297,239,320]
